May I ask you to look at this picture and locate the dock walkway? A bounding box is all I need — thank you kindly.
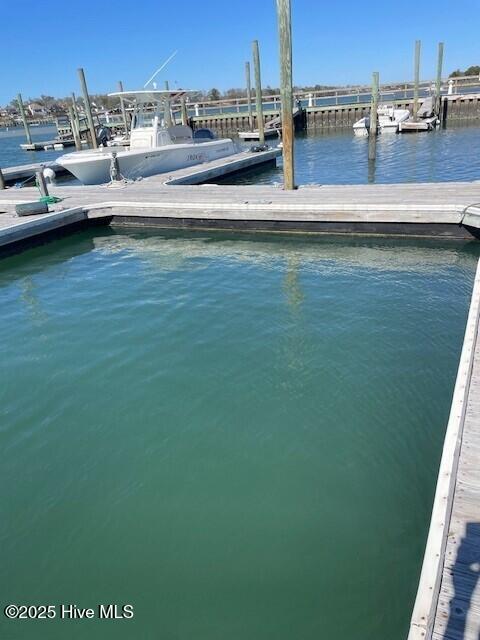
[2,177,480,249]
[408,261,480,640]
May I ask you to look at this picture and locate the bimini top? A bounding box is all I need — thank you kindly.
[108,90,196,104]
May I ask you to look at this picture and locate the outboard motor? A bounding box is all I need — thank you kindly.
[96,125,112,147]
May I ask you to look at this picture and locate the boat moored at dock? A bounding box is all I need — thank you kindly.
[56,90,236,184]
[353,105,411,136]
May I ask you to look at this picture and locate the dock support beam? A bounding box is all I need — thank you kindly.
[245,61,254,131]
[118,81,130,135]
[252,40,265,144]
[413,40,421,122]
[368,71,379,161]
[77,68,98,148]
[36,167,49,198]
[180,97,189,126]
[71,92,80,134]
[276,0,295,189]
[17,93,32,145]
[163,81,172,127]
[68,106,82,151]
[435,42,444,120]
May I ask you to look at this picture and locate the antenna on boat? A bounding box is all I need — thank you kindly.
[143,51,178,89]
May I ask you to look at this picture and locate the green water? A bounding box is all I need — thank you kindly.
[1,229,479,640]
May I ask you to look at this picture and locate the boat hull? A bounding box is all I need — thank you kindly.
[57,139,236,185]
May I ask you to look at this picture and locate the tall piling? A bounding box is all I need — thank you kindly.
[17,94,32,145]
[252,40,265,144]
[413,40,421,122]
[0,168,5,190]
[71,92,80,128]
[276,0,295,189]
[77,68,98,148]
[368,71,379,161]
[163,80,172,127]
[68,106,82,150]
[118,81,130,135]
[435,42,444,120]
[180,96,189,126]
[245,61,254,131]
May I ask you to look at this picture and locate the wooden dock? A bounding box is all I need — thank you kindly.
[1,172,480,253]
[408,260,480,640]
[2,160,68,186]
[399,116,439,133]
[20,138,76,151]
[192,93,480,135]
[237,107,302,140]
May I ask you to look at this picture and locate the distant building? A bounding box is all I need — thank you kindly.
[27,102,48,117]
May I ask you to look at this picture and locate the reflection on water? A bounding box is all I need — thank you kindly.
[90,227,480,275]
[0,227,479,640]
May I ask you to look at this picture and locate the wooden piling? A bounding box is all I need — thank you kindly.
[118,81,130,135]
[368,72,379,161]
[71,92,80,131]
[68,106,82,151]
[435,42,444,120]
[252,40,265,144]
[77,68,98,148]
[17,93,32,145]
[413,40,421,122]
[36,167,49,198]
[180,97,188,126]
[245,61,254,131]
[276,0,295,189]
[163,80,172,127]
[0,168,5,190]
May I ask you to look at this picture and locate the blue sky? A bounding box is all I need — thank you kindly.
[1,0,478,104]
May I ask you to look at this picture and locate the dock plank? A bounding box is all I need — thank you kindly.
[408,261,480,640]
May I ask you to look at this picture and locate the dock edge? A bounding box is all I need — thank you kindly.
[407,258,480,640]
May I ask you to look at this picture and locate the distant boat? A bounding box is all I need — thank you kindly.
[56,90,236,185]
[353,104,410,136]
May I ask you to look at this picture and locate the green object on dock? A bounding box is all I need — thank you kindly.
[39,195,62,205]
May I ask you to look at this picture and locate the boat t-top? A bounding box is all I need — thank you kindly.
[57,90,236,184]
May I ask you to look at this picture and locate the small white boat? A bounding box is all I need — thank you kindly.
[353,116,370,137]
[353,105,411,136]
[57,90,236,185]
[378,105,410,133]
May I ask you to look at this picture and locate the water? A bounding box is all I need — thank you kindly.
[1,228,479,640]
[232,122,480,185]
[0,125,59,167]
[2,121,479,186]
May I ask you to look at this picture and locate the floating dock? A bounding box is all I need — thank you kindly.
[237,107,302,140]
[2,160,68,186]
[20,138,76,151]
[399,116,439,133]
[408,260,480,640]
[1,161,480,254]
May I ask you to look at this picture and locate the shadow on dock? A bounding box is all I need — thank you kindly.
[443,522,480,640]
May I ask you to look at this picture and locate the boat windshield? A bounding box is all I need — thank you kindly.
[132,105,156,129]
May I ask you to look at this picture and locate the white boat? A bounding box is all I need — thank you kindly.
[353,116,370,137]
[57,90,236,184]
[353,105,410,136]
[377,105,410,133]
